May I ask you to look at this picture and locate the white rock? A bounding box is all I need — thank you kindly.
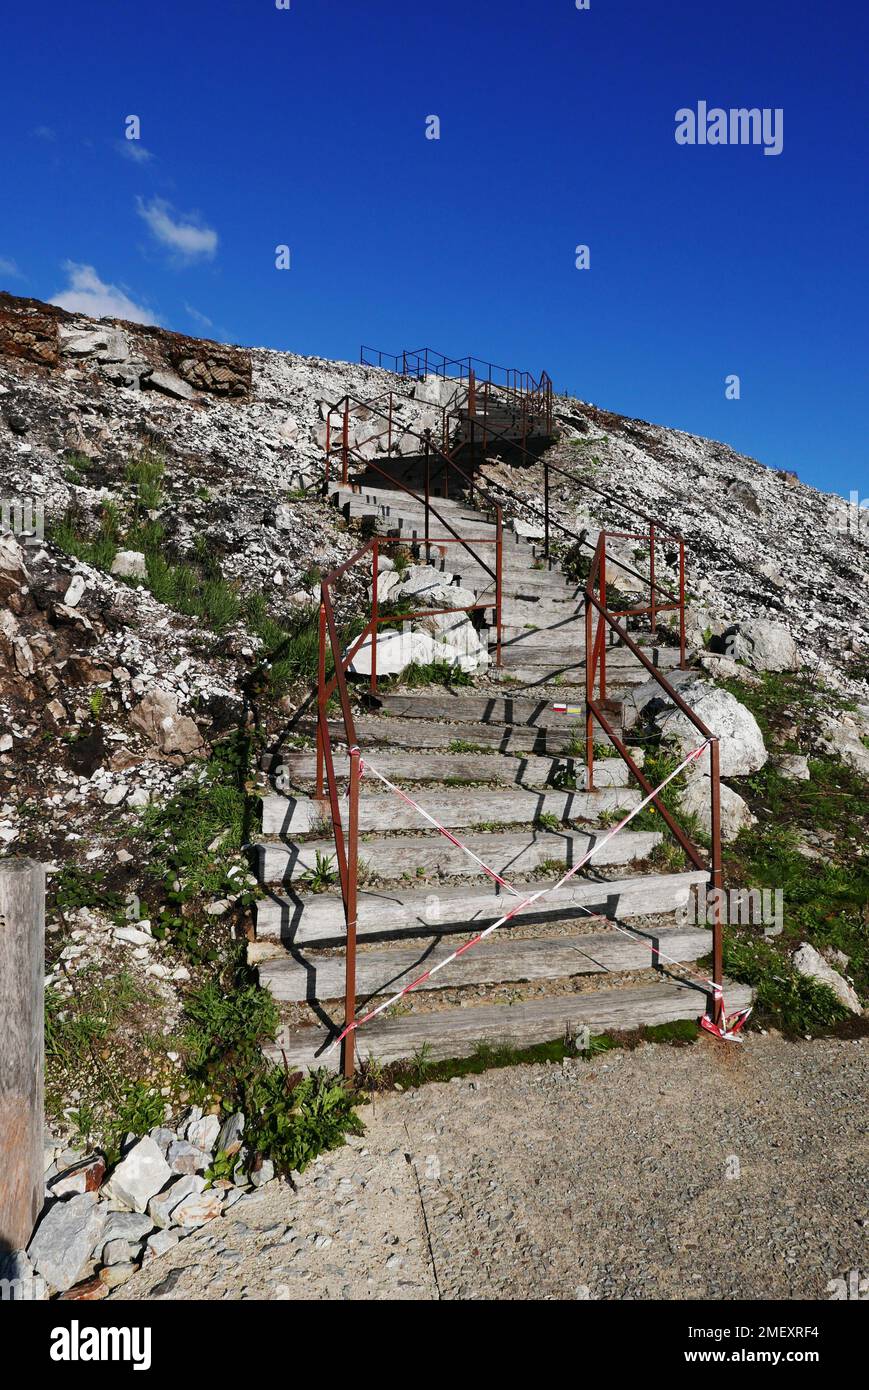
[185,1113,221,1151]
[103,1136,172,1213]
[111,550,148,580]
[63,573,87,607]
[792,942,862,1014]
[775,753,810,781]
[679,773,756,842]
[27,1194,106,1292]
[722,619,800,672]
[148,1175,205,1228]
[651,680,767,778]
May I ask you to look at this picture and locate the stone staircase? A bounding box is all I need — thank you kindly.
[250,476,751,1070]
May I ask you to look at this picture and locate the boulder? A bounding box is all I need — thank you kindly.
[185,1112,221,1151]
[166,1140,212,1175]
[143,369,195,401]
[49,1154,106,1197]
[111,549,148,580]
[792,942,862,1014]
[679,773,756,842]
[103,1135,171,1213]
[818,714,869,778]
[775,753,810,781]
[27,1194,106,1292]
[130,687,204,757]
[649,680,768,777]
[722,619,800,673]
[147,1175,204,1228]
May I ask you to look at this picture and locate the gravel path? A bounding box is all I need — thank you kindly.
[115,1033,867,1301]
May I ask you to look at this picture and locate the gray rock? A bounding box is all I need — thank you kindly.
[102,1238,140,1266]
[776,753,810,781]
[650,680,767,778]
[148,1126,177,1156]
[143,1229,180,1262]
[27,1194,106,1292]
[216,1112,245,1156]
[679,773,756,842]
[148,1175,204,1228]
[792,943,862,1014]
[129,687,203,757]
[167,1139,212,1175]
[185,1113,221,1151]
[250,1158,275,1189]
[171,1187,224,1227]
[723,620,800,673]
[111,549,148,580]
[144,369,195,401]
[103,1136,172,1213]
[95,1211,154,1257]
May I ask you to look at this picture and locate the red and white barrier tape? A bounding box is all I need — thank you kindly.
[358,757,521,895]
[329,737,728,1054]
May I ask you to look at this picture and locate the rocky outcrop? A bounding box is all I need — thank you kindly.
[722,619,801,673]
[792,942,862,1014]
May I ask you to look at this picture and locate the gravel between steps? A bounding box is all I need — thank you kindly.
[112,1033,867,1302]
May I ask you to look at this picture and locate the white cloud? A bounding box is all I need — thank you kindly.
[50,262,161,325]
[116,140,154,164]
[136,196,218,262]
[184,302,213,330]
[0,257,23,280]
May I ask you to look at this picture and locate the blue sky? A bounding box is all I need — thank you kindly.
[0,0,866,499]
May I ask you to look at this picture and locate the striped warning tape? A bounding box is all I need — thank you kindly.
[330,737,738,1053]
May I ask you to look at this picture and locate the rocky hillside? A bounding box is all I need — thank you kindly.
[0,290,866,1191]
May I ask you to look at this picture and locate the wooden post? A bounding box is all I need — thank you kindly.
[0,859,45,1253]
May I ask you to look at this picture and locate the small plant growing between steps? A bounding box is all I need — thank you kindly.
[536,810,563,832]
[300,851,339,892]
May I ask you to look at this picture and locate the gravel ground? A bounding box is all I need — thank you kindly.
[114,1033,867,1301]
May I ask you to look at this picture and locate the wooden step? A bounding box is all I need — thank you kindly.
[254,825,663,885]
[267,749,639,789]
[367,692,592,725]
[258,924,714,1003]
[297,714,621,753]
[264,978,754,1069]
[261,784,642,836]
[254,869,709,945]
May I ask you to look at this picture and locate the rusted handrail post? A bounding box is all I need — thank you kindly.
[0,859,45,1254]
[709,739,724,1026]
[341,401,350,486]
[342,748,361,1079]
[423,433,431,553]
[599,540,607,701]
[387,391,393,453]
[324,417,331,495]
[315,603,326,798]
[585,594,595,792]
[543,458,550,561]
[370,540,379,696]
[495,504,504,666]
[649,523,657,635]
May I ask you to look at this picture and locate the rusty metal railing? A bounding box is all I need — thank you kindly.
[584,531,723,1025]
[314,516,502,1077]
[359,345,554,437]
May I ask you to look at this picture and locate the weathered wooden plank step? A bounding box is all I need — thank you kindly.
[254,825,662,884]
[261,785,641,836]
[368,692,597,725]
[267,749,639,788]
[264,978,753,1069]
[254,869,709,944]
[258,925,714,1002]
[295,714,622,753]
